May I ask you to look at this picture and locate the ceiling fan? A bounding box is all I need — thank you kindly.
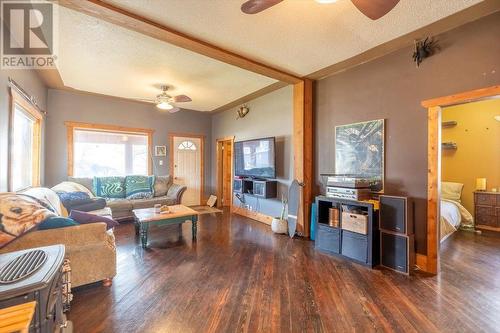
[138,85,192,113]
[241,0,400,20]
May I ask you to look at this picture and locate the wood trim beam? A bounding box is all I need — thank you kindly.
[426,106,441,275]
[307,1,500,80]
[211,82,289,113]
[421,85,500,108]
[64,121,155,134]
[57,0,301,84]
[293,79,313,237]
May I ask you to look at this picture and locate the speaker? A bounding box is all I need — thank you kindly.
[379,195,413,235]
[380,232,414,274]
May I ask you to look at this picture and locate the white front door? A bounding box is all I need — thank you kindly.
[173,136,202,206]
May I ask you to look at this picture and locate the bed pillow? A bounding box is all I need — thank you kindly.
[93,176,126,198]
[125,175,155,199]
[441,182,464,202]
[69,210,119,230]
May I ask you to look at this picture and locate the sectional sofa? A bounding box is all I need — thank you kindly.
[67,175,186,220]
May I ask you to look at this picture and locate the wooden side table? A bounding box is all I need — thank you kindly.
[0,301,36,333]
[474,191,500,232]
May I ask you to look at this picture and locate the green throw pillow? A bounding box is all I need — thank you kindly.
[125,175,155,199]
[93,176,126,198]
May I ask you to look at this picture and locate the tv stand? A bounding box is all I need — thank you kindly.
[233,177,277,199]
[250,177,267,181]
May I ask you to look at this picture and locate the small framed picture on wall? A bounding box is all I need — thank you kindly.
[155,146,166,156]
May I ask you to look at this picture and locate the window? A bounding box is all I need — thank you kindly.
[66,122,153,177]
[9,90,42,191]
[178,140,197,150]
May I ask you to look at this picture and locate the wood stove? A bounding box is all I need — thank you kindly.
[0,245,72,333]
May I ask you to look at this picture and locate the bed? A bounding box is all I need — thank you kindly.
[440,182,474,242]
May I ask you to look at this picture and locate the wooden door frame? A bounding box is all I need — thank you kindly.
[65,121,154,176]
[169,132,205,205]
[420,85,500,274]
[216,136,235,208]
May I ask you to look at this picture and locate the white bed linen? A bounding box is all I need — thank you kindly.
[440,200,462,228]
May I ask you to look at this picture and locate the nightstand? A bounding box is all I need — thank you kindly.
[474,191,500,232]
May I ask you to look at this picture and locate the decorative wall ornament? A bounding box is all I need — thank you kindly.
[413,37,439,67]
[236,105,250,119]
[154,146,166,156]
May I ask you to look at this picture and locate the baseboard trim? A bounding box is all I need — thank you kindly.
[231,206,273,225]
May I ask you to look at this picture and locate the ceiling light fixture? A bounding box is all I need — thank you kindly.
[315,0,338,3]
[494,115,500,122]
[156,101,174,110]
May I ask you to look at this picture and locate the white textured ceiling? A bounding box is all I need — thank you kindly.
[103,0,483,76]
[56,6,276,112]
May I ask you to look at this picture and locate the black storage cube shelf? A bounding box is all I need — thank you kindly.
[314,196,379,268]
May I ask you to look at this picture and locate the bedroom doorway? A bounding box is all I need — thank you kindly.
[216,136,234,208]
[422,85,500,274]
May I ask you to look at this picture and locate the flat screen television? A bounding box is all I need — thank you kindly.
[234,137,276,179]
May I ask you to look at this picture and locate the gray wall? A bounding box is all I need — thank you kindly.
[211,86,293,218]
[0,70,47,191]
[315,12,500,254]
[45,89,212,195]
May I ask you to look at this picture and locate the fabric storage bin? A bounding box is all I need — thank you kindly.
[341,230,368,263]
[316,225,341,254]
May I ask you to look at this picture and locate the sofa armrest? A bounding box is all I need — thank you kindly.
[0,223,109,253]
[167,184,187,204]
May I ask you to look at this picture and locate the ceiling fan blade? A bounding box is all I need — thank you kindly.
[134,98,155,103]
[170,95,192,103]
[350,0,400,20]
[241,0,283,14]
[169,107,181,114]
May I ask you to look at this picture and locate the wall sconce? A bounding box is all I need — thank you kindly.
[236,105,250,119]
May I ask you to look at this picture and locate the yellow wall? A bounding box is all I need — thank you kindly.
[442,99,500,214]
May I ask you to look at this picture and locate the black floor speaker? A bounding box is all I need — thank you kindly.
[380,232,414,274]
[379,195,415,274]
[379,195,413,235]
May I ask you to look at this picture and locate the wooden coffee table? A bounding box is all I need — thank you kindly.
[132,205,199,248]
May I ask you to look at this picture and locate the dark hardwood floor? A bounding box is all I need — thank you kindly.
[68,211,500,333]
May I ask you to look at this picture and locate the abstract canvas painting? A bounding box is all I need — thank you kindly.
[335,119,384,192]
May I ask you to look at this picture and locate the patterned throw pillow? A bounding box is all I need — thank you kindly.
[125,175,155,199]
[93,177,126,199]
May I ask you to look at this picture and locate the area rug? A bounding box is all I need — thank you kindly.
[190,205,223,215]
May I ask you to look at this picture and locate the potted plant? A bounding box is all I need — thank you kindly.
[271,195,288,234]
